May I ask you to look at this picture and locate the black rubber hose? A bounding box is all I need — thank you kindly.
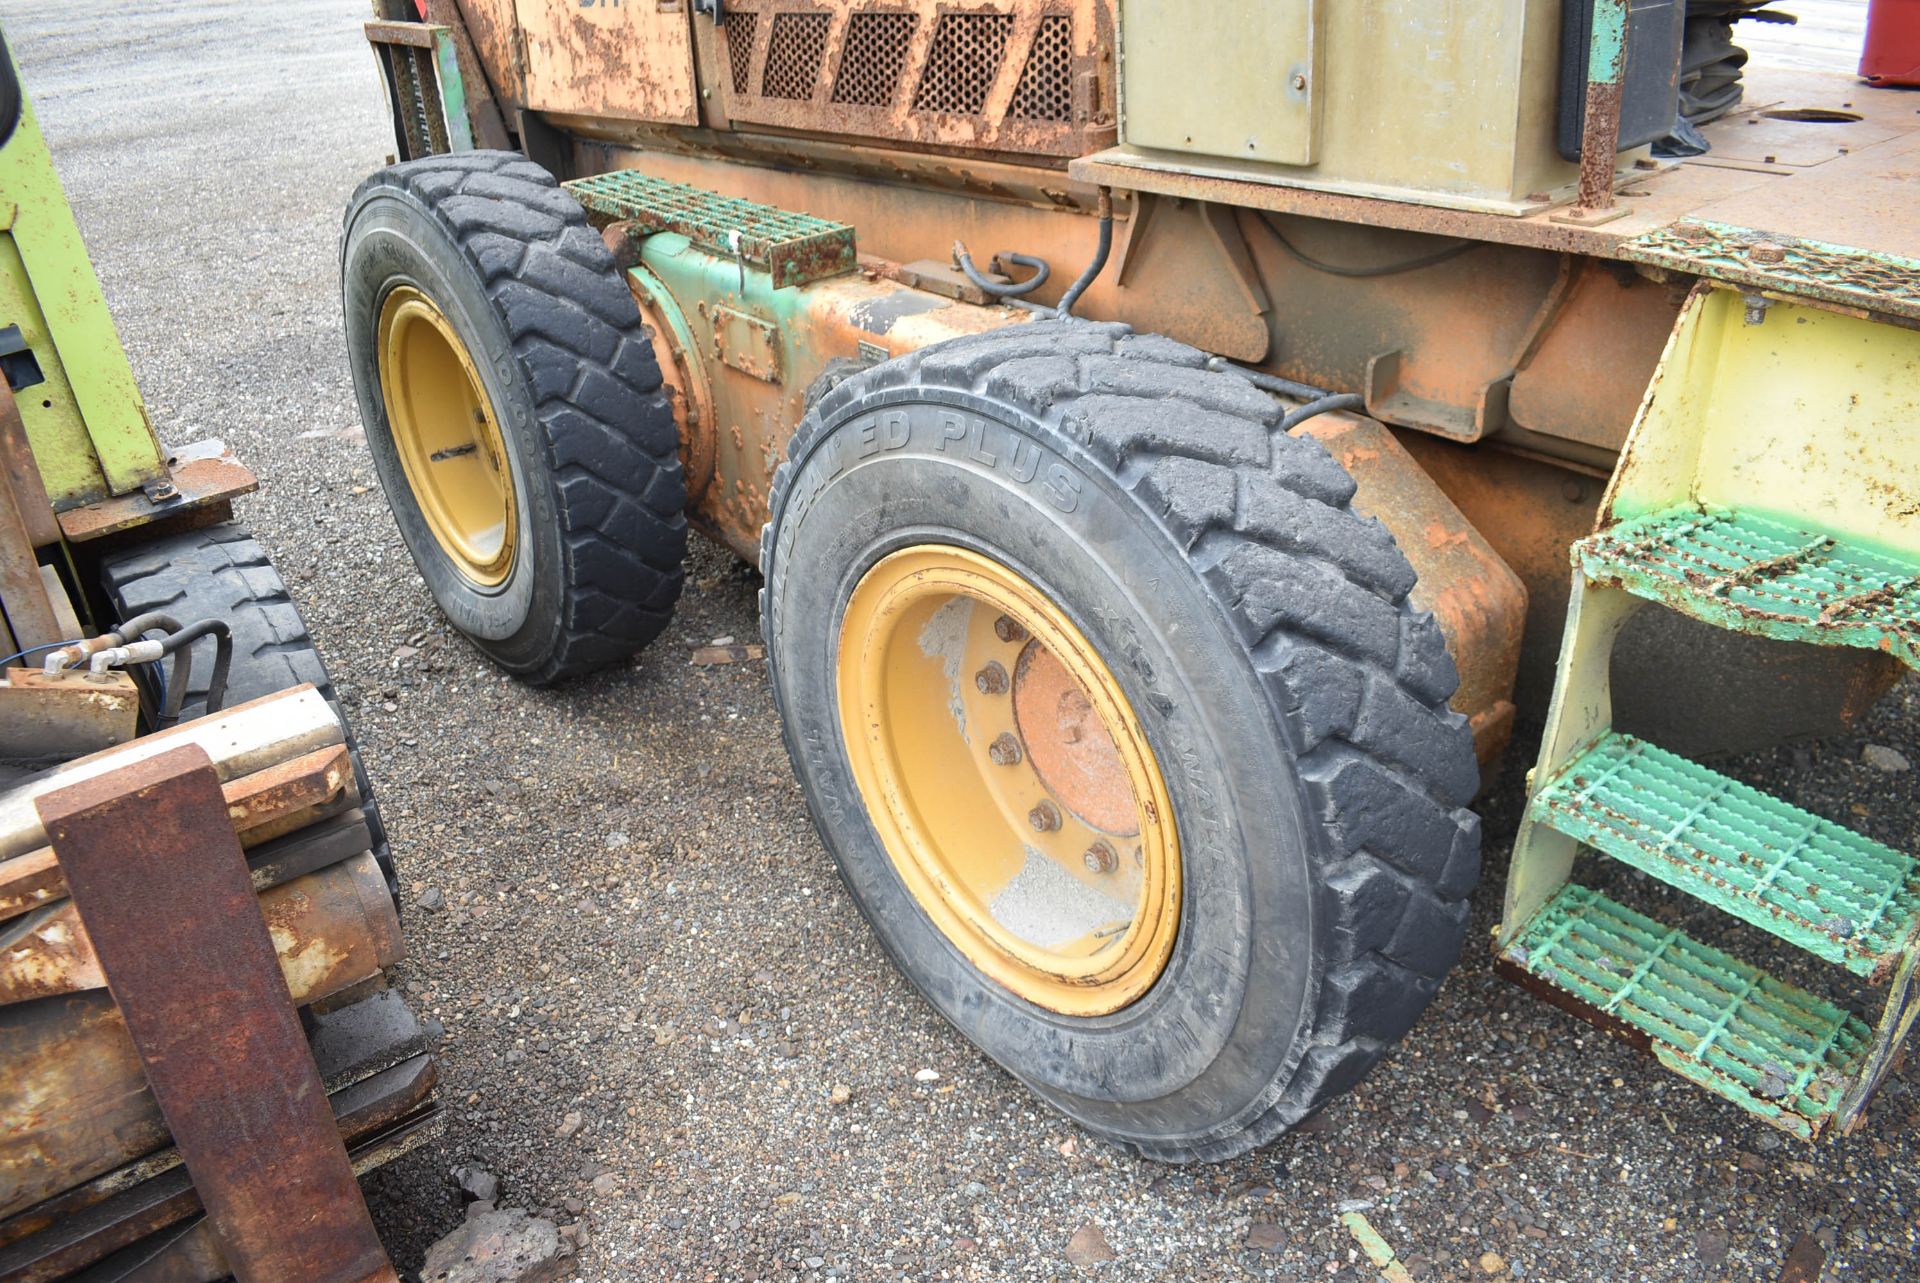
[1205,357,1336,404]
[1278,392,1367,433]
[155,618,234,721]
[1054,189,1114,318]
[1260,212,1479,278]
[113,611,184,645]
[953,243,1051,299]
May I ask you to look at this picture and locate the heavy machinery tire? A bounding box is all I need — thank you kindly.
[100,521,395,897]
[760,321,1481,1162]
[340,150,686,684]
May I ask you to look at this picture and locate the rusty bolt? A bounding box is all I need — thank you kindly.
[993,615,1028,644]
[1291,73,1307,92]
[975,661,1009,695]
[1749,241,1787,264]
[1083,841,1118,875]
[988,733,1023,766]
[1028,801,1061,833]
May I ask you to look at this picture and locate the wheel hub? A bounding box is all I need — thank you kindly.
[836,545,1180,1016]
[376,286,516,586]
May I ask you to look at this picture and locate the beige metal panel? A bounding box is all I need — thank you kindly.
[514,0,699,125]
[1118,0,1322,166]
[1113,0,1585,211]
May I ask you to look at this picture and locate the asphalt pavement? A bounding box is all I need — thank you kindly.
[9,4,1917,1280]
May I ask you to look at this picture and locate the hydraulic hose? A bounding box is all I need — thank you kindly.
[1278,393,1368,432]
[1053,188,1114,318]
[154,618,234,722]
[953,243,1051,299]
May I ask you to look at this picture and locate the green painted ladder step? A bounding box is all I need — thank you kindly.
[1579,506,1920,668]
[1531,732,1920,981]
[1501,884,1874,1139]
[565,170,857,289]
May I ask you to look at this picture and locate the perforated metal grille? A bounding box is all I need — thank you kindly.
[763,12,832,100]
[831,11,919,106]
[1009,14,1073,120]
[912,12,1013,115]
[725,12,759,95]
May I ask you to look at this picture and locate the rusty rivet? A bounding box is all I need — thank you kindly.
[988,733,1023,766]
[1561,479,1586,503]
[1749,241,1787,264]
[1083,841,1118,874]
[1028,801,1061,833]
[993,615,1028,643]
[975,661,1008,695]
[1291,73,1307,91]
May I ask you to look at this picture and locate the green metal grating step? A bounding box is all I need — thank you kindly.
[564,170,857,289]
[1579,505,1920,668]
[1500,884,1874,1139]
[1531,732,1920,981]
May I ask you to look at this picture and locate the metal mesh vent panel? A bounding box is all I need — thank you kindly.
[912,12,1014,115]
[1009,14,1073,120]
[725,12,759,95]
[763,12,832,100]
[831,11,919,106]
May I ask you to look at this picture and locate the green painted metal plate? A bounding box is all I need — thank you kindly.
[565,171,856,290]
[1532,732,1920,980]
[1620,219,1920,324]
[1580,506,1920,668]
[1503,884,1872,1139]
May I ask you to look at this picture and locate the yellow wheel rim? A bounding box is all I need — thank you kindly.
[376,286,516,586]
[837,546,1180,1016]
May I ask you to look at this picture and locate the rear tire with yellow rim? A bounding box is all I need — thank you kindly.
[342,151,687,684]
[761,322,1481,1161]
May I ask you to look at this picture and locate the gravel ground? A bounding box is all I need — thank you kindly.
[10,5,1918,1280]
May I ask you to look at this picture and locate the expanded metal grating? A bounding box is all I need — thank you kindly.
[913,11,1014,115]
[1582,506,1920,668]
[725,11,760,96]
[763,11,833,100]
[832,11,920,106]
[1009,14,1074,120]
[1503,884,1872,1138]
[1533,733,1920,980]
[565,170,857,290]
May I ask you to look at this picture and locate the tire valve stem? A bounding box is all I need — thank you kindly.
[1028,800,1061,833]
[988,732,1023,766]
[975,661,1009,695]
[993,615,1028,644]
[1083,841,1118,874]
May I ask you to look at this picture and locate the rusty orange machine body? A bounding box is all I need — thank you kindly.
[368,0,1918,760]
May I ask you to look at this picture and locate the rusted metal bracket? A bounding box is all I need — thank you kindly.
[34,744,397,1283]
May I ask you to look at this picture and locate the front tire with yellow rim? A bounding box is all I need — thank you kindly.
[761,322,1482,1162]
[341,152,687,683]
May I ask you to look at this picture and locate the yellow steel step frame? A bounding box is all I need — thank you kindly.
[1500,282,1920,1137]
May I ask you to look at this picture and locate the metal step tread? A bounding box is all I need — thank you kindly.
[1501,884,1873,1139]
[1578,505,1920,667]
[565,170,856,289]
[1532,732,1920,980]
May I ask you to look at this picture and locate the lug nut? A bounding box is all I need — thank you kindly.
[975,661,1008,695]
[1083,841,1118,874]
[1028,801,1061,833]
[993,615,1028,643]
[988,733,1023,766]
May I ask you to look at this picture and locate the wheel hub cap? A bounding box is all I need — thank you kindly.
[836,545,1180,1016]
[376,286,516,586]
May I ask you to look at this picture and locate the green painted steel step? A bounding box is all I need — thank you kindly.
[1531,732,1920,981]
[565,170,856,289]
[1579,506,1920,668]
[1501,884,1874,1139]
